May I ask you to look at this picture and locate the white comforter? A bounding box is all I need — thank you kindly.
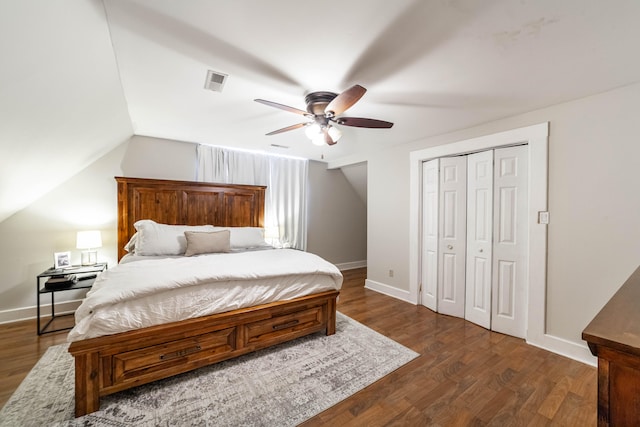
[68,249,343,342]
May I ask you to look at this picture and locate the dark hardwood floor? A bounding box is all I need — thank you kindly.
[0,268,596,425]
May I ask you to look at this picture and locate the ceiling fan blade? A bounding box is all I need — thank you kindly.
[255,99,311,117]
[335,117,394,128]
[323,128,337,146]
[325,84,367,116]
[265,122,308,136]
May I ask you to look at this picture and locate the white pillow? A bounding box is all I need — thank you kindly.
[123,232,137,253]
[213,227,268,249]
[134,220,215,256]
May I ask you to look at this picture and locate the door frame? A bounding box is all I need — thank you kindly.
[410,123,548,347]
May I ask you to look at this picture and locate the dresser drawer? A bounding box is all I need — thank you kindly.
[111,327,236,385]
[243,305,324,347]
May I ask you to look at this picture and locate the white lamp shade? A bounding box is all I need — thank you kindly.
[328,125,342,142]
[304,122,322,140]
[76,230,102,249]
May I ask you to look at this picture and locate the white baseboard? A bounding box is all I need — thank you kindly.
[364,279,412,303]
[0,300,82,325]
[363,279,596,367]
[335,260,367,271]
[527,333,597,367]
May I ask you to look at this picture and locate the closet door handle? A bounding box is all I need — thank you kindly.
[447,245,453,250]
[479,249,484,253]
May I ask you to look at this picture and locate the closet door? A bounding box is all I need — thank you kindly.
[465,151,494,329]
[421,159,439,311]
[491,145,528,338]
[437,156,466,318]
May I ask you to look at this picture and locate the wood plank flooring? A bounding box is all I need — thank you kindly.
[0,268,596,425]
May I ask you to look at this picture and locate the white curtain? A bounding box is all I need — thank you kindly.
[196,145,308,250]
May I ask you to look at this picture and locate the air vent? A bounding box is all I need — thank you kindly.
[204,70,228,92]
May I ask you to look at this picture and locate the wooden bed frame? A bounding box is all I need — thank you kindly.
[68,177,339,417]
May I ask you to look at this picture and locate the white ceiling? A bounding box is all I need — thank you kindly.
[2,0,640,222]
[103,0,640,162]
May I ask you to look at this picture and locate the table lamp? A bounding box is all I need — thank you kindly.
[76,230,102,266]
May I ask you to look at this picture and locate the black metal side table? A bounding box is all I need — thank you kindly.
[36,263,107,335]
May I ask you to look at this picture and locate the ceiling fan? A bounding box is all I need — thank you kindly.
[254,85,393,146]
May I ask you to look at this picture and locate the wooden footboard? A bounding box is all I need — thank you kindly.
[68,290,339,417]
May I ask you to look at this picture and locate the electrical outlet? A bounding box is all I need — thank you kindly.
[538,211,550,224]
[389,269,394,277]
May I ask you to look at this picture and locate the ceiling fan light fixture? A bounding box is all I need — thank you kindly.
[305,122,341,146]
[255,84,393,146]
[328,125,342,142]
[305,122,322,140]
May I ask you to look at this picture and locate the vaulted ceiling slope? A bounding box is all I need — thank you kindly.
[2,0,640,223]
[0,1,133,223]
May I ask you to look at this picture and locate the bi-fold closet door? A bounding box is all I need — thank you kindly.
[421,145,528,338]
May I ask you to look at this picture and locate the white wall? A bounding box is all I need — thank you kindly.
[0,136,366,321]
[0,142,129,322]
[366,82,640,355]
[307,161,367,267]
[340,162,367,204]
[120,136,198,181]
[367,151,410,292]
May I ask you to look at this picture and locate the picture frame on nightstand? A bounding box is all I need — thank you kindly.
[53,251,71,269]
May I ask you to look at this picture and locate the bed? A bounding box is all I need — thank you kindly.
[67,177,341,417]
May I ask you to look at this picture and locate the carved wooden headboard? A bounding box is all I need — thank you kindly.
[115,177,266,260]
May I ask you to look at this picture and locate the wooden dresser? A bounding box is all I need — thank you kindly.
[582,265,640,426]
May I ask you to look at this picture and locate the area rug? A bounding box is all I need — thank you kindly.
[0,313,418,426]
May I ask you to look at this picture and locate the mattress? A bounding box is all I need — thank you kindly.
[68,249,343,342]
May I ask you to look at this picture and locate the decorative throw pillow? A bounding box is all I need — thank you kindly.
[184,230,231,256]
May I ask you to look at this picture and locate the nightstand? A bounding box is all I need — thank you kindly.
[37,263,107,335]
